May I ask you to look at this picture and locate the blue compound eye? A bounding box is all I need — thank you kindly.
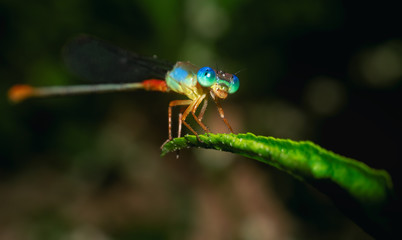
[197,67,216,87]
[228,74,239,94]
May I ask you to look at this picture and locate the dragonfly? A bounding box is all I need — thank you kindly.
[8,35,240,145]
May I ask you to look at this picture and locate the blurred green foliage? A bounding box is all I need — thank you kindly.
[1,0,401,239]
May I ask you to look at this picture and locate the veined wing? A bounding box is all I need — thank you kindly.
[62,35,174,83]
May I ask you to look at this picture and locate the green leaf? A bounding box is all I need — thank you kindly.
[161,133,395,238]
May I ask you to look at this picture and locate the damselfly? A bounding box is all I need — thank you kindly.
[8,35,240,145]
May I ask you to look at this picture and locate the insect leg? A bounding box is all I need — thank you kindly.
[175,111,184,159]
[197,98,208,121]
[177,105,188,138]
[181,100,202,141]
[161,99,192,149]
[210,92,234,133]
[190,94,210,134]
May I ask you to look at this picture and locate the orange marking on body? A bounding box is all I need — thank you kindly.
[142,79,168,92]
[8,85,35,103]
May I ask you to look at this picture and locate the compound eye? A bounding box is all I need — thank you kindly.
[197,67,216,87]
[228,74,239,94]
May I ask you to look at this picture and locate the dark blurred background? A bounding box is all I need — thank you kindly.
[0,0,400,239]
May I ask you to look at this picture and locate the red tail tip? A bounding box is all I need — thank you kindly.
[142,79,168,92]
[8,85,34,103]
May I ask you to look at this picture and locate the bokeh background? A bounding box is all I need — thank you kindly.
[1,0,401,239]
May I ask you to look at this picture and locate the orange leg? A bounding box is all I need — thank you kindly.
[190,94,210,134]
[180,100,200,139]
[180,94,212,141]
[175,111,183,159]
[161,100,192,149]
[197,99,211,137]
[168,100,193,140]
[197,98,208,121]
[161,95,212,149]
[211,93,234,133]
[177,112,183,138]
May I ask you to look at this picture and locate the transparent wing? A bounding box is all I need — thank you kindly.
[62,35,174,83]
